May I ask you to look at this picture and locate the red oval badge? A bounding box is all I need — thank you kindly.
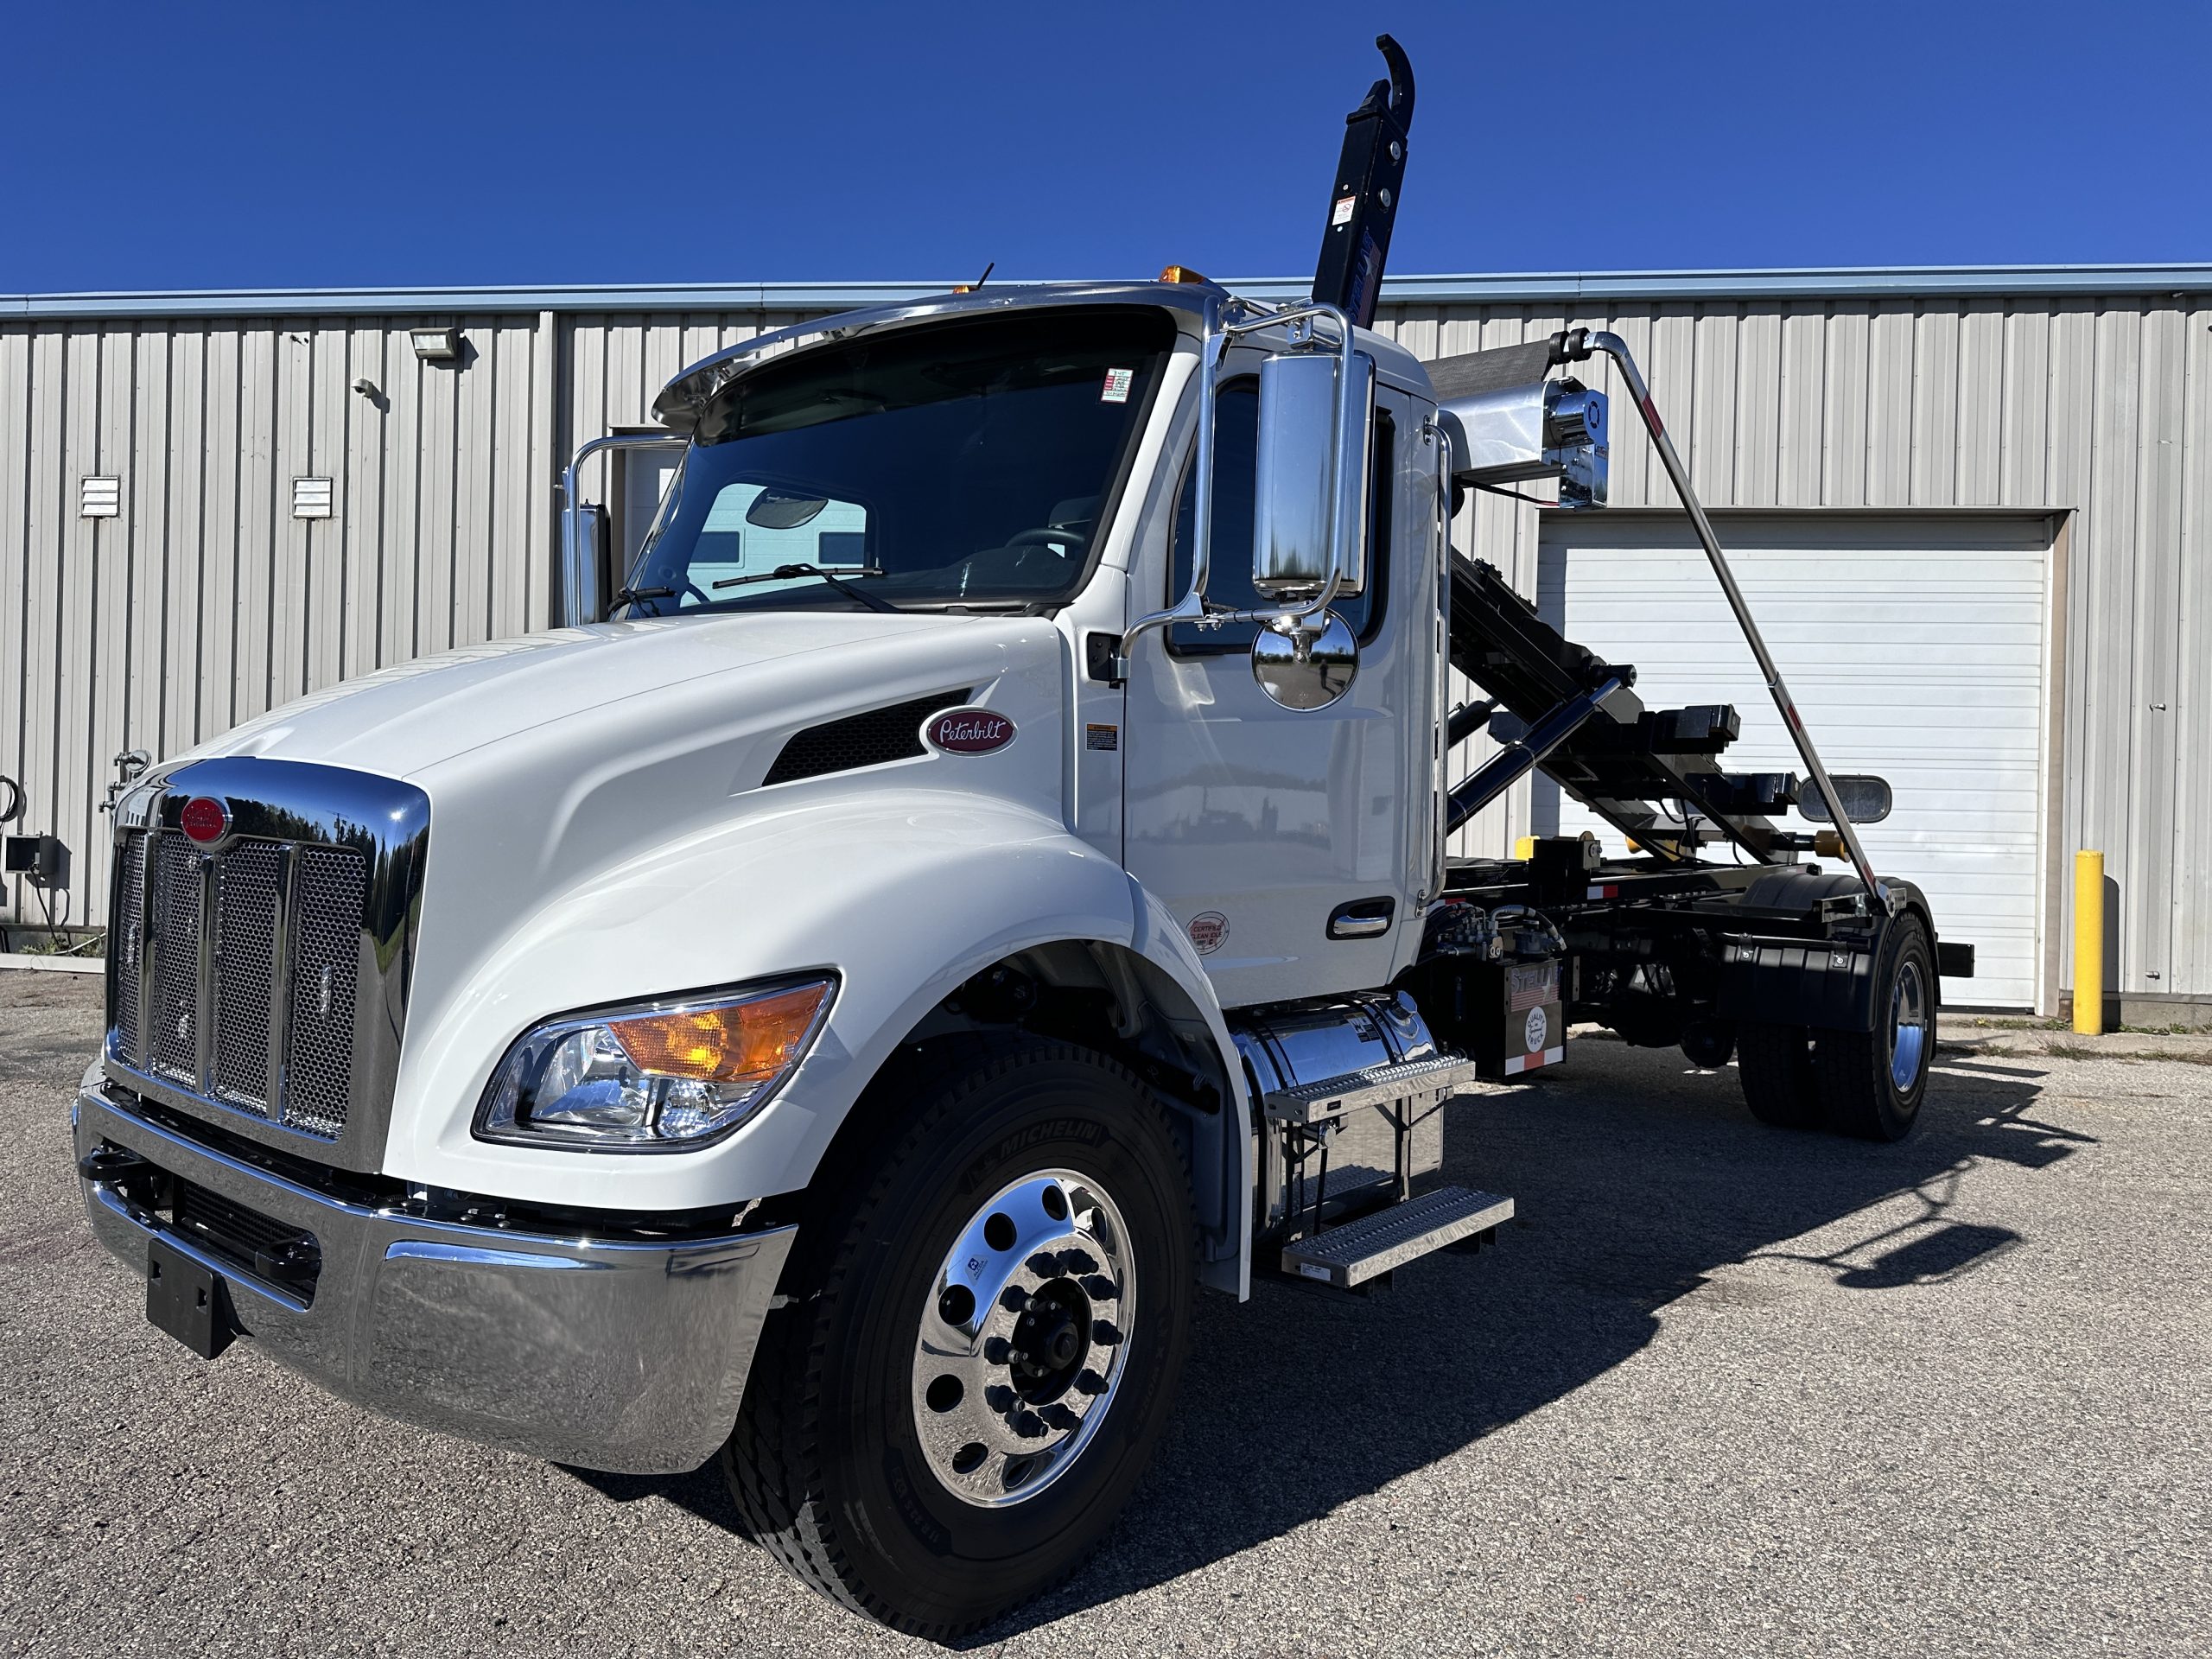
[925,707,1016,755]
[179,796,231,845]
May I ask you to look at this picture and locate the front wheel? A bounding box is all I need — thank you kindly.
[722,1037,1196,1638]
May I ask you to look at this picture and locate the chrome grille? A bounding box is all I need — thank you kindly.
[110,830,147,1058]
[149,832,203,1084]
[101,760,427,1173]
[283,849,365,1137]
[211,842,283,1112]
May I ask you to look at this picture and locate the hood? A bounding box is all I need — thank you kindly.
[171,609,1072,1056]
[187,610,984,779]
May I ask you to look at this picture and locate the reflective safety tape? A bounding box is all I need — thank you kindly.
[1586,884,1619,899]
[1503,1046,1566,1077]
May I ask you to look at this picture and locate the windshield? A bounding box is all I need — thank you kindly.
[625,308,1176,614]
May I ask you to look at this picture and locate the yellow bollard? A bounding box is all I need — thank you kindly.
[2074,850,2104,1035]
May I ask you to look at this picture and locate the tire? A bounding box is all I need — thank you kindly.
[1815,913,1936,1141]
[1738,1020,1821,1128]
[1681,1019,1736,1070]
[721,1035,1197,1638]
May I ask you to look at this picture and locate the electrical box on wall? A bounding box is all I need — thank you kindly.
[3,833,66,886]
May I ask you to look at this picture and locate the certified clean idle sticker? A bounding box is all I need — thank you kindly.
[1187,912,1230,956]
[924,708,1015,754]
[1101,367,1134,404]
[1523,1005,1549,1053]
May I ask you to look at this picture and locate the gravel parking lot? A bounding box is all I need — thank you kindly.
[3,968,2206,1657]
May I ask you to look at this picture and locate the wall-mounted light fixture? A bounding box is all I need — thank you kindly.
[352,377,381,399]
[410,326,464,361]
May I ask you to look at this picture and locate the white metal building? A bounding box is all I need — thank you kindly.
[4,266,2208,1018]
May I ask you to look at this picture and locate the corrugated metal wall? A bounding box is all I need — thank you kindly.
[4,289,2206,1000]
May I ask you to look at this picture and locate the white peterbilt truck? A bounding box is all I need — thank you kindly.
[71,40,1972,1637]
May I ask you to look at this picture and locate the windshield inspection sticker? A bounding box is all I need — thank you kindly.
[1101,367,1134,404]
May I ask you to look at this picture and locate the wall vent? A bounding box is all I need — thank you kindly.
[80,477,120,518]
[761,689,973,787]
[292,477,334,520]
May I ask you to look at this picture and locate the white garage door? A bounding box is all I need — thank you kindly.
[1535,512,2056,1010]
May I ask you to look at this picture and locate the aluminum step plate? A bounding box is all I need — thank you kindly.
[1262,1055,1486,1127]
[1280,1185,1515,1289]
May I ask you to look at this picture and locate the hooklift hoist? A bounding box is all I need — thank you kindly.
[1253,37,1974,1300]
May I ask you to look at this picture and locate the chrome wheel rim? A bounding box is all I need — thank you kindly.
[912,1169,1135,1509]
[1890,957,1929,1090]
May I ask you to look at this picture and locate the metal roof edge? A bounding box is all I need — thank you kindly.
[0,281,960,321]
[1225,264,2212,304]
[7,265,2210,321]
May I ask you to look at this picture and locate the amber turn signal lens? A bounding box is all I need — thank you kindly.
[1157,264,1211,284]
[608,983,830,1084]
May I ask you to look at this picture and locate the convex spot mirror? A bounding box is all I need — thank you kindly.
[745,488,830,529]
[1799,773,1893,824]
[1251,611,1358,710]
[1251,348,1373,602]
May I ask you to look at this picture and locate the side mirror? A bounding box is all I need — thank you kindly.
[1252,348,1373,602]
[559,501,609,625]
[1799,773,1893,824]
[1251,611,1359,710]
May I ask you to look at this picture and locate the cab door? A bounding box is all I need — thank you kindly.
[1120,372,1440,1009]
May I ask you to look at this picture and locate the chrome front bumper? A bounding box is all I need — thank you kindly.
[73,1082,796,1474]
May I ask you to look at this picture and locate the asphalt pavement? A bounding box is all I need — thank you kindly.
[3,969,2206,1657]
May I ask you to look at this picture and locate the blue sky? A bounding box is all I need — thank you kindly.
[5,0,2207,294]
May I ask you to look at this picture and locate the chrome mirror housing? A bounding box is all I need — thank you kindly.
[1252,348,1372,602]
[559,501,608,626]
[1251,611,1359,710]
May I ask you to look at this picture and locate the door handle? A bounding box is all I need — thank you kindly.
[1327,897,1395,940]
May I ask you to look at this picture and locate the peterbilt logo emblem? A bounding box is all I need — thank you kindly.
[179,796,232,846]
[924,708,1015,754]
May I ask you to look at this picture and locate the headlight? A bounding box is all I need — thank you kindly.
[474,977,836,1151]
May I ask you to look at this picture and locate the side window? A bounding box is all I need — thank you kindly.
[1168,386,1391,651]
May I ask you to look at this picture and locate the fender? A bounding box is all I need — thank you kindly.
[385,788,1253,1255]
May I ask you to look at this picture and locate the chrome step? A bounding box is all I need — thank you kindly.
[1261,1054,1485,1128]
[1279,1184,1514,1289]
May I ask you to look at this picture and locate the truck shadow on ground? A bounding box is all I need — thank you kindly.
[569,1039,2087,1643]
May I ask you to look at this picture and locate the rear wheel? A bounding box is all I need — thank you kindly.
[1815,914,1935,1141]
[721,1037,1196,1638]
[1738,1020,1821,1128]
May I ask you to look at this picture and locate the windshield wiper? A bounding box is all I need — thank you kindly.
[711,563,897,613]
[609,584,675,615]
